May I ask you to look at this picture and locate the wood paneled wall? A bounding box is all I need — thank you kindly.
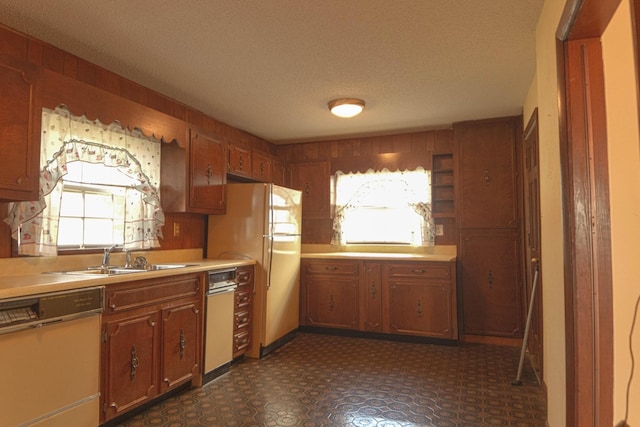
[276,129,454,244]
[0,24,274,258]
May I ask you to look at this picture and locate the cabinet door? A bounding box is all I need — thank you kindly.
[189,129,226,213]
[304,277,359,329]
[0,54,41,201]
[251,151,273,182]
[102,311,159,422]
[384,280,453,338]
[228,143,252,177]
[361,263,382,332]
[160,302,200,393]
[289,160,330,218]
[460,231,523,337]
[456,118,519,228]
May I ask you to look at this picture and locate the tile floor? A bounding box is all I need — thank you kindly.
[115,332,546,427]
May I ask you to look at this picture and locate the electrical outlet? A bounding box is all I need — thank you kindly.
[173,222,181,237]
[435,224,444,236]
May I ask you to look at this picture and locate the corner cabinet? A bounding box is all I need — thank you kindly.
[300,259,360,329]
[289,160,330,219]
[0,54,42,201]
[101,273,203,423]
[300,258,457,341]
[161,127,226,214]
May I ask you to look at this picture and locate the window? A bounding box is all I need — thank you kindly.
[57,162,135,248]
[331,168,434,246]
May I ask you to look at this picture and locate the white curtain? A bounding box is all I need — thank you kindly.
[4,106,164,256]
[331,167,435,246]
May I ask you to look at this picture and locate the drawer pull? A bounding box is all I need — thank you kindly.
[412,269,425,274]
[325,266,338,271]
[417,299,423,317]
[371,282,377,298]
[488,270,494,287]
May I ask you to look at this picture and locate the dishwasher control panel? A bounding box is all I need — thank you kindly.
[0,286,103,333]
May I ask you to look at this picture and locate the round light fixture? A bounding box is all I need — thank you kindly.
[328,98,365,118]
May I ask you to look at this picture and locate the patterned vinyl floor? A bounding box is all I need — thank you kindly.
[115,332,546,427]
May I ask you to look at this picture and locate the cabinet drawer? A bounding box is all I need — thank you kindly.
[385,262,451,280]
[234,310,251,330]
[106,274,201,313]
[233,330,250,352]
[236,267,254,287]
[235,289,251,309]
[303,260,359,275]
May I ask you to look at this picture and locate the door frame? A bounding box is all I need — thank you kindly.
[556,0,619,425]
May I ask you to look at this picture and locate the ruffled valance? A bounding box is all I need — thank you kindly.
[4,106,164,256]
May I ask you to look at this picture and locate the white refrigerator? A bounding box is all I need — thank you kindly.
[207,183,302,358]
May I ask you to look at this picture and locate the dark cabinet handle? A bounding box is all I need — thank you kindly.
[483,168,490,185]
[179,329,186,359]
[371,282,377,298]
[488,270,494,287]
[206,163,212,185]
[130,345,140,378]
[304,183,310,195]
[329,295,334,311]
[417,299,423,317]
[325,266,338,271]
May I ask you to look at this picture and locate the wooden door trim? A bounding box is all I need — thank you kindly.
[556,0,619,424]
[522,108,543,380]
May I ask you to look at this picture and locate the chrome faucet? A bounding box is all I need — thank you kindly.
[101,244,118,267]
[124,249,132,268]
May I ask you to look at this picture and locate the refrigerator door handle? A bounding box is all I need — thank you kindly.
[263,234,274,289]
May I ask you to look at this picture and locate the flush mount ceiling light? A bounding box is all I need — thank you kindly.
[328,98,365,118]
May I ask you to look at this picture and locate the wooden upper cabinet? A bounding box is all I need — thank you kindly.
[289,160,330,218]
[161,127,226,214]
[228,143,252,178]
[251,150,272,182]
[189,129,226,213]
[0,54,42,201]
[272,157,285,186]
[455,117,519,228]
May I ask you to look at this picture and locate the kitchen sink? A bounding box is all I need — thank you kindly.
[46,264,198,276]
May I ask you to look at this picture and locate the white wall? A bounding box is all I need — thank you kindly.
[601,0,640,423]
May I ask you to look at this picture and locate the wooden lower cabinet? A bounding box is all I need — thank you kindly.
[383,262,456,339]
[233,265,254,358]
[101,274,202,423]
[459,230,523,337]
[161,302,201,392]
[102,311,159,420]
[301,258,457,340]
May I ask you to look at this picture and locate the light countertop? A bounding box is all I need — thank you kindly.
[0,254,255,300]
[301,252,456,262]
[301,244,457,262]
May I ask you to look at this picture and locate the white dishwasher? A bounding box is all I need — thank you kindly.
[0,286,103,427]
[203,269,237,383]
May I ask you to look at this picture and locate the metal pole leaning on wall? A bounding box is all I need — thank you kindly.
[512,258,541,386]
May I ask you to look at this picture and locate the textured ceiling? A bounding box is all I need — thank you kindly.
[0,1,543,144]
